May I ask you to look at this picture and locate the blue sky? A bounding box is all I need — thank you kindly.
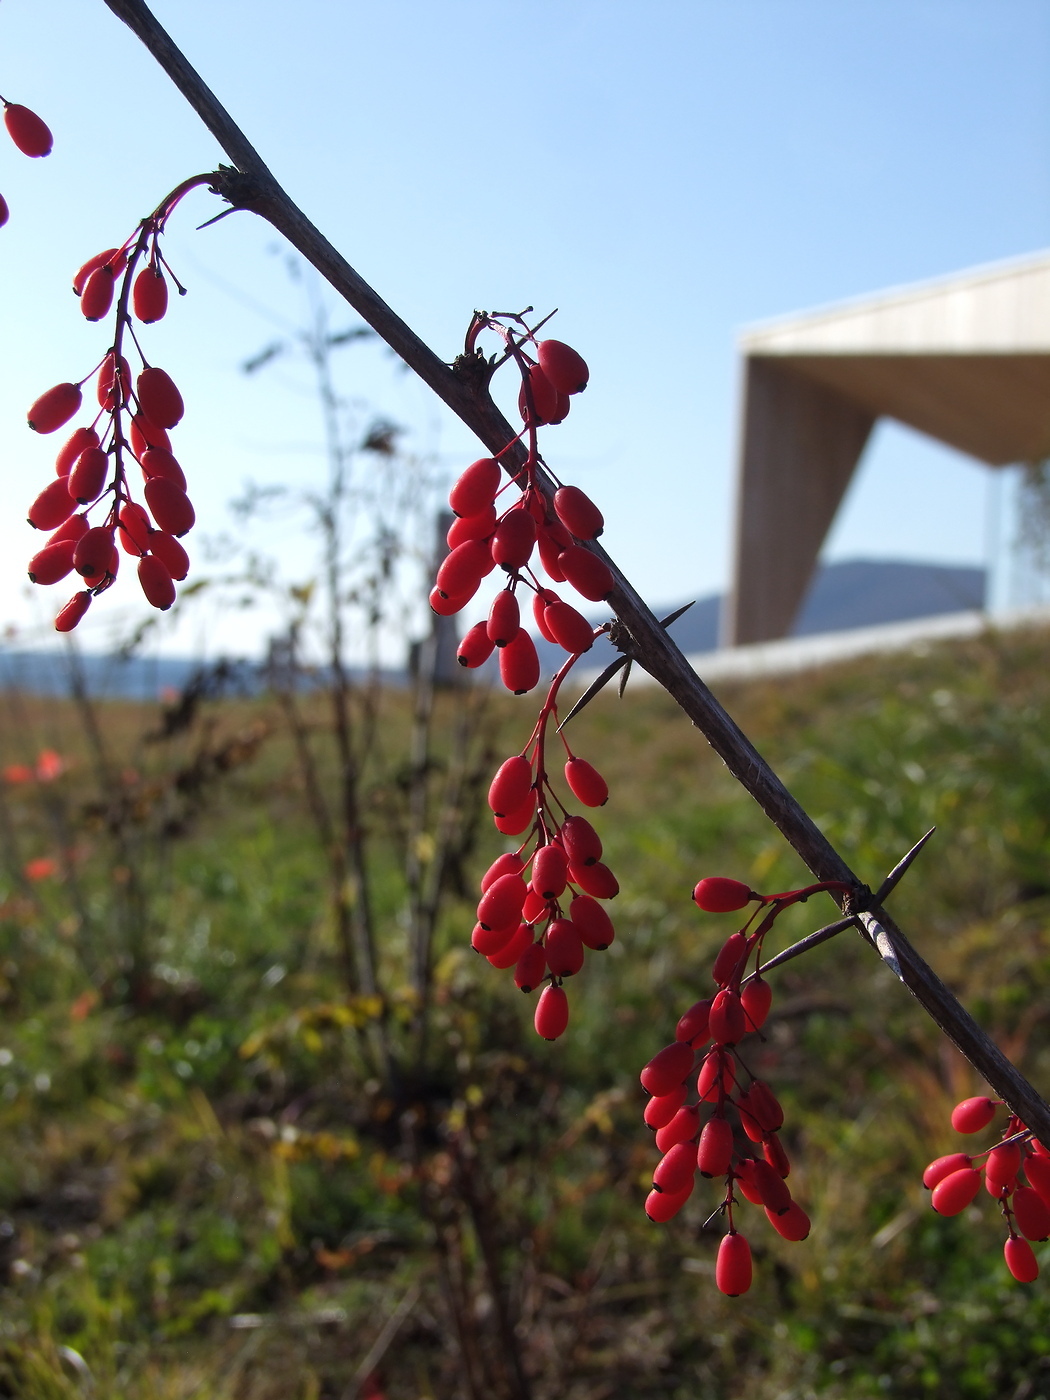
[1,1,1047,658]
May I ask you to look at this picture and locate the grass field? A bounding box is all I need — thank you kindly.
[0,623,1048,1399]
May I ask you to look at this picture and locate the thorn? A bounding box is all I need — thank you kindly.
[873,828,936,904]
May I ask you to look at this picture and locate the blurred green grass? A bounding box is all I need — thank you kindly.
[0,623,1048,1397]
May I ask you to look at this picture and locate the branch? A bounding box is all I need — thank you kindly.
[101,0,1050,1146]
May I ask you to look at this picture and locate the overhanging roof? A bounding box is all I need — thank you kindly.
[724,252,1050,646]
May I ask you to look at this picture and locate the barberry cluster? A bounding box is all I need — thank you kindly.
[924,1098,1050,1282]
[435,313,612,695]
[24,175,210,631]
[641,874,850,1296]
[1,96,53,227]
[476,650,618,1042]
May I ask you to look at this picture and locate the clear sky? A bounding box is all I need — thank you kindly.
[1,1,1047,659]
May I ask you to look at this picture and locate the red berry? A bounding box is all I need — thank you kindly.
[130,414,171,456]
[498,629,540,694]
[54,590,91,633]
[733,1159,764,1205]
[568,860,619,899]
[522,888,547,924]
[645,1180,694,1222]
[534,983,569,1040]
[28,540,76,586]
[537,526,567,581]
[27,477,74,531]
[47,513,89,547]
[544,918,584,977]
[436,539,492,598]
[693,877,754,913]
[675,999,712,1046]
[471,920,520,956]
[133,265,168,323]
[741,977,773,1030]
[640,1042,695,1097]
[136,367,184,429]
[655,1104,700,1154]
[148,531,190,581]
[766,1201,811,1241]
[4,103,53,157]
[80,266,115,322]
[72,248,121,297]
[449,458,501,516]
[712,931,747,986]
[543,599,595,654]
[696,1115,734,1177]
[137,554,176,610]
[430,585,475,616]
[514,942,547,993]
[55,427,99,477]
[486,922,533,969]
[118,503,152,556]
[748,1081,785,1133]
[493,792,537,836]
[488,756,534,816]
[931,1166,982,1215]
[737,1088,766,1144]
[763,1133,791,1179]
[457,622,495,670]
[447,506,496,549]
[986,1142,1022,1191]
[73,527,115,582]
[709,988,746,1045]
[537,340,589,395]
[557,544,614,602]
[922,1152,973,1190]
[487,590,520,647]
[97,353,132,410]
[477,873,528,931]
[951,1097,998,1134]
[533,587,558,642]
[27,383,82,435]
[1024,1151,1050,1203]
[0,193,8,227]
[518,363,566,425]
[67,447,108,504]
[1012,1186,1050,1241]
[716,1232,752,1297]
[480,852,525,892]
[569,894,615,950]
[553,485,603,540]
[140,447,187,491]
[697,1048,735,1102]
[144,478,195,536]
[564,757,608,807]
[652,1140,697,1194]
[532,844,569,901]
[561,815,602,867]
[644,1084,687,1130]
[491,507,537,571]
[749,1158,792,1214]
[1005,1235,1039,1282]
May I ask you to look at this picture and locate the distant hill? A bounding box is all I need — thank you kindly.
[0,559,985,698]
[533,557,986,676]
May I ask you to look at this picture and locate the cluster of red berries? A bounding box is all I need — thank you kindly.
[924,1098,1050,1282]
[641,874,850,1296]
[473,652,618,1041]
[435,314,613,694]
[1,96,53,227]
[24,175,210,631]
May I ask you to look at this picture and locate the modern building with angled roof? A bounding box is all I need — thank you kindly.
[723,251,1050,646]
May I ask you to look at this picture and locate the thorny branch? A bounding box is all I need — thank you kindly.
[102,0,1050,1144]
